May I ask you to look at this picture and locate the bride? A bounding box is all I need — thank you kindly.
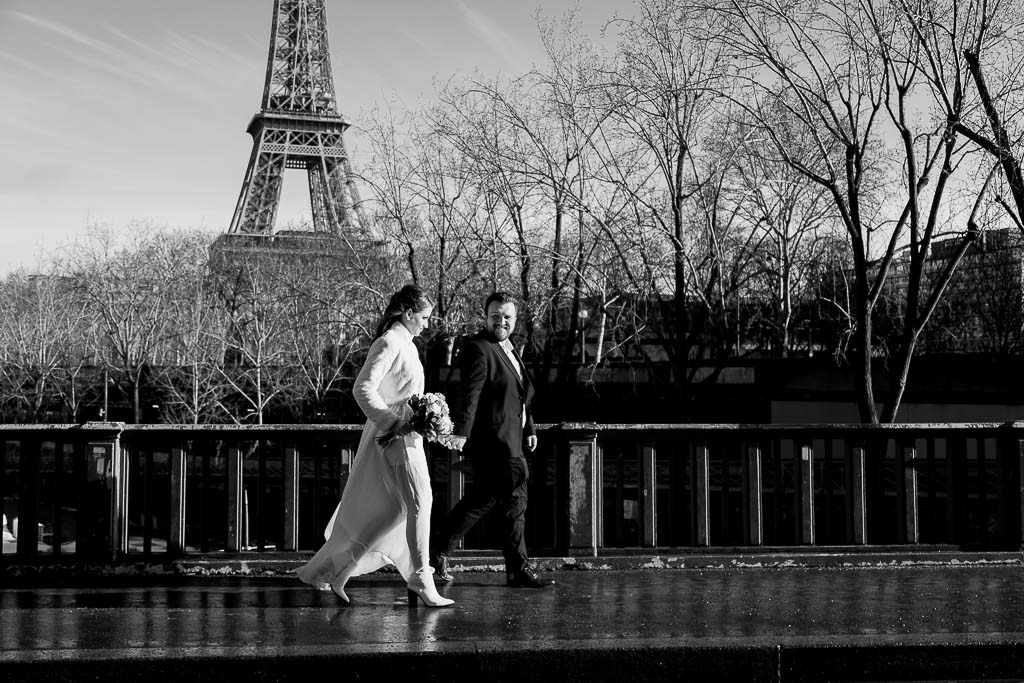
[295,284,454,608]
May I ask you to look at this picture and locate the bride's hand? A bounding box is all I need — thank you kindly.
[444,435,467,451]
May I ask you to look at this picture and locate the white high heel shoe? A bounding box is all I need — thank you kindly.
[315,544,365,606]
[330,582,351,606]
[306,579,349,605]
[406,568,454,608]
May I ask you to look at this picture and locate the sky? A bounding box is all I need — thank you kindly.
[0,0,627,275]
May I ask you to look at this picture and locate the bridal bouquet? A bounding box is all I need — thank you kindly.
[377,393,455,448]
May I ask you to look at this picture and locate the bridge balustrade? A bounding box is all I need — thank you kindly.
[2,422,1023,562]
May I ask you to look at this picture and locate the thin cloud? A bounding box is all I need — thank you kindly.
[97,23,252,75]
[397,26,433,54]
[9,11,249,97]
[452,0,529,70]
[0,49,68,83]
[8,11,154,88]
[165,31,255,72]
[10,10,122,59]
[104,24,178,63]
[0,112,79,146]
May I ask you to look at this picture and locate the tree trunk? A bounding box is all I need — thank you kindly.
[541,203,565,385]
[673,241,691,420]
[133,372,142,424]
[852,275,878,425]
[192,362,200,425]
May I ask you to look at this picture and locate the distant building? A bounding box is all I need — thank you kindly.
[885,229,1024,355]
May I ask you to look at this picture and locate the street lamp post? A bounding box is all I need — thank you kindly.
[578,308,589,365]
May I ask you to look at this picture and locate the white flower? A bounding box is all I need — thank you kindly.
[437,416,453,434]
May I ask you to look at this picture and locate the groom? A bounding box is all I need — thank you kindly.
[431,291,551,588]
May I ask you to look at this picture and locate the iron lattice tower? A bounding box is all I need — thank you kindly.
[227,0,365,236]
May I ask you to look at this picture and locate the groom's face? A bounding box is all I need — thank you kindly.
[486,301,517,343]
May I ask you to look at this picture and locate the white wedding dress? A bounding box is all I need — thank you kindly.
[295,323,437,591]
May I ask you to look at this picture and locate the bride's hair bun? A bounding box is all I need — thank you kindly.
[374,284,432,339]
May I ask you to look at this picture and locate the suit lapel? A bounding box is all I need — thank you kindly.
[511,345,532,398]
[494,341,524,390]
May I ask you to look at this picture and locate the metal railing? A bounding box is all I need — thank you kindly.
[3,422,1023,562]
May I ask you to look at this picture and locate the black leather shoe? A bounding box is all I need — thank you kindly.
[506,567,552,588]
[430,551,454,584]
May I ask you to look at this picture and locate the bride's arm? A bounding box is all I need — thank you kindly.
[352,333,406,432]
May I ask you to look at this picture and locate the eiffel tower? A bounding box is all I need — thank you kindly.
[224,0,365,243]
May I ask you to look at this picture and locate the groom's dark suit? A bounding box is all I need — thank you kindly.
[434,330,535,573]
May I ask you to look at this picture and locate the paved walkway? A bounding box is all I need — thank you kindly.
[4,558,1024,681]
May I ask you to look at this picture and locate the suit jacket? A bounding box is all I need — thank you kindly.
[452,332,535,479]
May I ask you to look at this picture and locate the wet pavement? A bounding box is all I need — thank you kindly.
[4,563,1024,681]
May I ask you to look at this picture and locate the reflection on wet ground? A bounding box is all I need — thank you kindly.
[4,566,1024,654]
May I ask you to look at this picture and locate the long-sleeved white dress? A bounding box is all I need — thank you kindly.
[295,323,432,585]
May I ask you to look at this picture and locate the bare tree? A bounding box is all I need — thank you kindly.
[407,111,493,370]
[943,0,1024,231]
[150,234,231,424]
[709,0,1000,422]
[433,9,624,386]
[67,224,192,423]
[0,268,88,421]
[358,104,429,289]
[275,252,376,421]
[603,0,733,413]
[360,102,491,375]
[529,8,624,381]
[730,108,839,356]
[208,255,294,424]
[432,77,553,359]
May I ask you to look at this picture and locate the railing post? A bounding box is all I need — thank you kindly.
[745,443,763,546]
[111,434,129,559]
[338,442,355,495]
[168,446,187,556]
[448,449,465,550]
[51,443,65,556]
[851,445,867,544]
[227,444,244,552]
[1018,435,1024,550]
[641,442,657,547]
[566,428,600,556]
[695,442,710,547]
[800,442,815,545]
[903,441,920,544]
[78,425,128,561]
[16,436,41,557]
[283,445,299,551]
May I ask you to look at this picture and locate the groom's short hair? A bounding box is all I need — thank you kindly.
[484,291,517,312]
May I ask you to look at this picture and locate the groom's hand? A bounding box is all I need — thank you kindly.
[526,435,537,452]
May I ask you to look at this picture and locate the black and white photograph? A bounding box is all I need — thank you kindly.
[3,0,1024,680]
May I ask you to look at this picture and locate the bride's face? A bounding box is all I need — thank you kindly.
[402,305,433,337]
